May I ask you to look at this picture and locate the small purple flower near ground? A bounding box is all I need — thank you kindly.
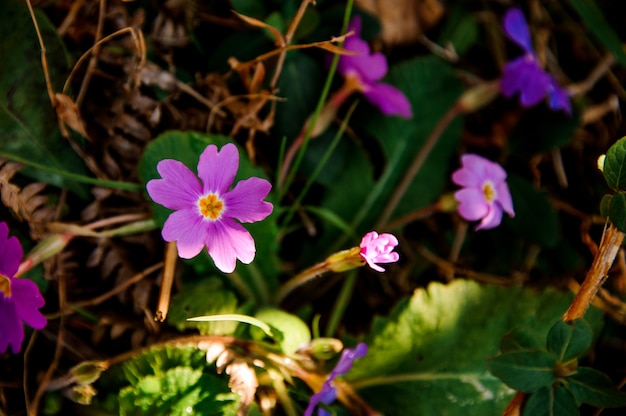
[305,342,368,416]
[500,8,571,114]
[359,231,399,272]
[452,154,515,230]
[337,16,412,119]
[0,222,47,354]
[146,143,273,273]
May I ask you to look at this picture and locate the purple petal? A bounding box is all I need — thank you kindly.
[223,177,273,223]
[12,278,46,330]
[147,160,202,210]
[304,382,336,416]
[476,204,504,230]
[362,82,413,119]
[347,15,362,37]
[198,144,238,195]
[162,209,209,259]
[455,188,490,221]
[501,57,551,107]
[330,343,368,378]
[0,296,23,354]
[453,154,506,188]
[0,223,22,278]
[339,38,388,82]
[496,182,515,217]
[205,218,256,273]
[503,8,535,54]
[547,76,572,114]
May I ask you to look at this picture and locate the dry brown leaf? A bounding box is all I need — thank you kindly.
[55,93,89,139]
[225,360,259,416]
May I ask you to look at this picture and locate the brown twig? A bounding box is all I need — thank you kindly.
[155,243,177,322]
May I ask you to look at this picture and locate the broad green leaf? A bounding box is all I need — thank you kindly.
[547,319,593,362]
[487,350,557,392]
[138,131,280,302]
[603,136,626,191]
[251,308,311,354]
[523,386,579,416]
[119,345,207,384]
[568,367,626,408]
[168,277,240,335]
[505,175,560,248]
[609,191,626,232]
[0,1,88,196]
[568,0,626,67]
[437,4,479,56]
[499,327,545,353]
[508,106,581,155]
[347,280,603,416]
[230,0,266,19]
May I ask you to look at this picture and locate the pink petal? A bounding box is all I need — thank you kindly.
[362,82,413,119]
[496,182,515,217]
[455,188,489,221]
[198,144,238,195]
[205,218,256,274]
[477,204,504,230]
[11,278,46,330]
[223,177,273,223]
[0,223,22,277]
[0,297,23,354]
[147,160,202,210]
[162,209,209,259]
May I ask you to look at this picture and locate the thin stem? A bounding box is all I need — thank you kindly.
[155,243,177,322]
[276,262,331,305]
[325,270,357,337]
[25,0,55,106]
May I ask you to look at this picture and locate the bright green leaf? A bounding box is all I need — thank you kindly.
[487,350,557,392]
[547,319,593,362]
[522,386,579,416]
[568,367,626,408]
[602,136,626,191]
[251,308,310,355]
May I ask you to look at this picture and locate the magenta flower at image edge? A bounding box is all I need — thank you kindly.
[359,231,399,272]
[304,342,368,416]
[452,154,515,230]
[0,222,47,354]
[500,7,571,114]
[337,15,412,119]
[146,143,273,274]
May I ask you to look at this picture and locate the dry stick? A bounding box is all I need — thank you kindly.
[75,0,106,106]
[25,0,56,107]
[155,243,177,322]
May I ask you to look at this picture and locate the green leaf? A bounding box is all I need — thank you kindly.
[168,277,240,335]
[499,327,545,353]
[568,367,626,408]
[602,136,626,191]
[347,280,603,415]
[568,0,626,67]
[547,319,593,362]
[487,350,557,392]
[508,106,581,155]
[600,194,612,218]
[505,175,561,248]
[522,386,579,416]
[250,308,311,355]
[609,191,626,232]
[138,131,280,302]
[0,1,88,196]
[437,4,479,56]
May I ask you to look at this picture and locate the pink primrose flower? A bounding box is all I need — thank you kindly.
[452,154,515,230]
[337,16,412,119]
[359,231,399,272]
[0,222,47,354]
[146,143,273,273]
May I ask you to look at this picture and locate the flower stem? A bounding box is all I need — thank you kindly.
[276,262,331,305]
[325,270,357,337]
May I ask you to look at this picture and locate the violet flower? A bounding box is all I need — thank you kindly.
[359,231,399,272]
[305,342,368,416]
[337,16,412,119]
[0,222,47,354]
[452,154,515,230]
[146,143,273,273]
[500,8,571,114]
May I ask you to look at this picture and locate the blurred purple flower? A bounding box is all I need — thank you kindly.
[305,343,368,416]
[146,143,273,273]
[452,154,515,230]
[337,16,412,119]
[501,8,571,114]
[359,231,399,272]
[0,222,47,354]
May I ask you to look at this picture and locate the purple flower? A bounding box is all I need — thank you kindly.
[452,154,515,230]
[337,16,412,119]
[501,8,571,114]
[359,231,399,272]
[0,222,47,354]
[305,343,368,416]
[146,143,273,273]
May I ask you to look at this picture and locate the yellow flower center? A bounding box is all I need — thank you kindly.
[482,181,496,203]
[0,275,11,298]
[198,193,224,220]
